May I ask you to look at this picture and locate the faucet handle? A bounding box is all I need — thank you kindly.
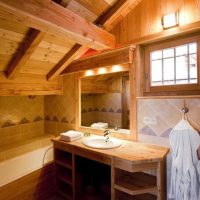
[114,126,120,131]
[104,129,110,136]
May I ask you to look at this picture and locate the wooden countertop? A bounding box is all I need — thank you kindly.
[52,136,169,164]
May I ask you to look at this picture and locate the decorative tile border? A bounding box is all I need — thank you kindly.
[44,115,75,124]
[1,116,44,128]
[81,107,128,114]
[139,126,176,138]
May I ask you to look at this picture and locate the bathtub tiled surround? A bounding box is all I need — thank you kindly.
[138,99,200,142]
[0,96,44,147]
[44,74,76,135]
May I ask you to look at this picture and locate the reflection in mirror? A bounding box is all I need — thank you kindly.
[81,71,130,134]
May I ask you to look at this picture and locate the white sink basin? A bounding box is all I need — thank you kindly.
[82,136,121,149]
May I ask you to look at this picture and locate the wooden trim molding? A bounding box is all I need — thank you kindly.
[0,0,115,50]
[62,46,135,74]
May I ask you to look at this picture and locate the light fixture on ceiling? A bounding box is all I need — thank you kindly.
[85,70,94,76]
[162,12,179,29]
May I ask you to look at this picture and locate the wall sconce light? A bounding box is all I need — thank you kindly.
[162,12,179,29]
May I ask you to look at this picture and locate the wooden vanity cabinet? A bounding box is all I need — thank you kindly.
[52,138,168,200]
[112,158,165,200]
[54,143,75,200]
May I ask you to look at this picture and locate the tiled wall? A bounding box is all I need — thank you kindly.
[0,96,44,148]
[81,93,123,127]
[137,99,200,145]
[44,73,76,135]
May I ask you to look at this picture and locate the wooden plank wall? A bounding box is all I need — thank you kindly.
[111,0,200,44]
[0,163,55,200]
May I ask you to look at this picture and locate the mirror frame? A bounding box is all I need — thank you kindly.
[74,46,137,141]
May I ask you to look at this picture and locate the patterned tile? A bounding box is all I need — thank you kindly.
[94,107,99,111]
[101,107,107,112]
[88,108,93,112]
[81,108,87,113]
[45,115,51,121]
[33,116,43,122]
[20,118,30,124]
[116,108,122,113]
[160,128,173,138]
[109,108,114,112]
[53,116,59,122]
[61,117,68,123]
[70,117,75,124]
[139,125,157,136]
[1,120,16,128]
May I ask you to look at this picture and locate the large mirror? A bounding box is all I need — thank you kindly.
[80,70,130,134]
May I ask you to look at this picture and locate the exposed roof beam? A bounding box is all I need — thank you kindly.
[47,0,141,80]
[5,29,45,79]
[47,44,87,80]
[62,46,134,74]
[96,0,143,31]
[0,0,115,50]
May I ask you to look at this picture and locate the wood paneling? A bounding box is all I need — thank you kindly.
[0,163,55,200]
[112,0,200,45]
[0,0,115,50]
[75,0,110,16]
[0,72,62,96]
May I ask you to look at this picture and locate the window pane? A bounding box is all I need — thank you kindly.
[151,60,162,85]
[151,50,162,60]
[189,43,197,54]
[163,48,174,58]
[163,58,175,85]
[176,45,188,56]
[189,54,197,82]
[176,55,188,83]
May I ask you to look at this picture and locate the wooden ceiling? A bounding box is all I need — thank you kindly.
[0,0,142,95]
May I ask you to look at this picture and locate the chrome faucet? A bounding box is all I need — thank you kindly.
[104,129,110,142]
[114,126,120,131]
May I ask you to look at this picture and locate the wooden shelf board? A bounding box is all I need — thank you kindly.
[56,189,73,200]
[115,172,157,195]
[116,191,157,200]
[55,160,72,169]
[58,174,72,186]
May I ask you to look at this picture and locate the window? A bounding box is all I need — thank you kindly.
[145,35,200,94]
[151,43,197,86]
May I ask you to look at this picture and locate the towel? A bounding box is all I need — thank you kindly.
[169,119,200,200]
[60,130,83,142]
[91,122,108,129]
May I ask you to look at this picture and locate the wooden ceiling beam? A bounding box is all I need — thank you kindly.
[5,29,45,79]
[47,44,87,81]
[62,46,134,74]
[48,0,137,80]
[0,0,115,50]
[96,0,143,31]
